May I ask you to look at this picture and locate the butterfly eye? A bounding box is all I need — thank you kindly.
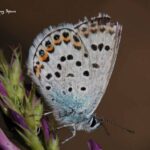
[90,118,97,128]
[90,116,97,128]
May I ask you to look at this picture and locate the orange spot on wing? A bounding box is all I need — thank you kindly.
[46,46,54,53]
[63,37,70,42]
[73,41,81,47]
[34,64,43,78]
[54,39,62,45]
[39,51,49,62]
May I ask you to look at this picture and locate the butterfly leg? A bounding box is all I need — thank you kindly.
[56,123,75,130]
[43,111,53,116]
[60,124,76,144]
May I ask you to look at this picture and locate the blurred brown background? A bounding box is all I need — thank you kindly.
[0,0,150,150]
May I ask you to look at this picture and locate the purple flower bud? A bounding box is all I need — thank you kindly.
[0,81,7,96]
[0,129,20,150]
[8,109,28,129]
[41,117,50,142]
[20,73,24,81]
[88,139,103,150]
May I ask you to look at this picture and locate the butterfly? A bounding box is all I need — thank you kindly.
[27,13,122,143]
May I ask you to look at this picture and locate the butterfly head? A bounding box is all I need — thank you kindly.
[76,115,102,132]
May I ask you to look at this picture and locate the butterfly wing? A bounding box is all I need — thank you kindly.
[74,13,122,116]
[27,13,122,124]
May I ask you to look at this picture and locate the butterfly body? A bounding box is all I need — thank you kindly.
[27,13,122,139]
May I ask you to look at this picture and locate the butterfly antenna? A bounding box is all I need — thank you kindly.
[104,119,135,134]
[101,123,110,136]
[98,118,110,136]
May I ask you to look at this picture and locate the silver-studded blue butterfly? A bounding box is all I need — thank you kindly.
[27,13,122,143]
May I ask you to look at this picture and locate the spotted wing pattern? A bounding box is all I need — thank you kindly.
[27,13,122,124]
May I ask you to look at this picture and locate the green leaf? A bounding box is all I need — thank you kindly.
[0,50,9,75]
[47,136,60,150]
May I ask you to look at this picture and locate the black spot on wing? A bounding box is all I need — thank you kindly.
[57,64,62,70]
[55,72,61,78]
[98,43,104,51]
[67,55,73,60]
[46,86,51,90]
[91,44,97,51]
[68,87,72,92]
[92,63,100,68]
[76,61,82,67]
[46,73,52,79]
[81,87,86,91]
[60,56,66,62]
[45,40,51,47]
[105,45,110,51]
[54,34,60,40]
[63,32,69,38]
[67,73,74,77]
[73,35,80,42]
[84,53,88,58]
[83,70,89,76]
